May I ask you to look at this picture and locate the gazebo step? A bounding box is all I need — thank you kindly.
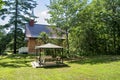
[31,61,43,68]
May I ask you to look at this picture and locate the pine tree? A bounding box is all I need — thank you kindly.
[0,0,37,54]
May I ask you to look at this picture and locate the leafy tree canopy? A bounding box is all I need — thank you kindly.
[0,0,4,9]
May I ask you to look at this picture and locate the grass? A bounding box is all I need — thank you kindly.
[0,54,120,80]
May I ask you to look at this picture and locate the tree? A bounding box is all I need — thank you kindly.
[0,32,12,54]
[69,0,120,55]
[0,0,3,9]
[7,28,26,50]
[69,0,112,55]
[0,0,37,54]
[0,26,5,39]
[47,0,88,57]
[48,0,120,56]
[37,32,49,45]
[102,0,120,54]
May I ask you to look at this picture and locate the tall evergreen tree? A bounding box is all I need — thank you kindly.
[0,0,37,54]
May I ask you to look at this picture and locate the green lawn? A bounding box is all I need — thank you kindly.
[0,54,120,80]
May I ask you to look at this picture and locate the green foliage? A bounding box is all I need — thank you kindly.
[102,0,120,54]
[0,33,12,54]
[48,0,120,56]
[0,0,37,53]
[0,0,3,9]
[7,28,26,50]
[37,32,49,44]
[0,28,26,54]
[47,0,88,56]
[0,26,5,39]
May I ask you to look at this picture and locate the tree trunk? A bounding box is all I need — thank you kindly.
[14,0,18,54]
[66,29,69,57]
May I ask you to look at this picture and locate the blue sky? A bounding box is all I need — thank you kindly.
[0,0,50,25]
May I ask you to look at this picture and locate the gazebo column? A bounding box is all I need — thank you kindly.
[35,49,38,60]
[61,48,63,63]
[55,48,56,57]
[39,48,41,65]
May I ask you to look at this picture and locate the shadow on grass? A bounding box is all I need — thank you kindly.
[0,60,31,68]
[68,55,120,65]
[4,54,36,59]
[0,54,71,69]
[0,54,35,68]
[44,63,70,69]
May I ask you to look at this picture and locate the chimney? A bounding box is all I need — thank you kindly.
[29,8,35,26]
[29,20,34,26]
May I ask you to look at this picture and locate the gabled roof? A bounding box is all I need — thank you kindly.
[35,43,63,49]
[25,24,65,39]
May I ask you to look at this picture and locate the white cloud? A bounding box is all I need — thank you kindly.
[35,10,50,24]
[41,10,50,17]
[0,10,51,25]
[0,16,9,25]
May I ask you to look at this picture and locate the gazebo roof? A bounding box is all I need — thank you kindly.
[35,43,63,49]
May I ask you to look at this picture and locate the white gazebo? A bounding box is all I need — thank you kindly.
[35,43,64,65]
